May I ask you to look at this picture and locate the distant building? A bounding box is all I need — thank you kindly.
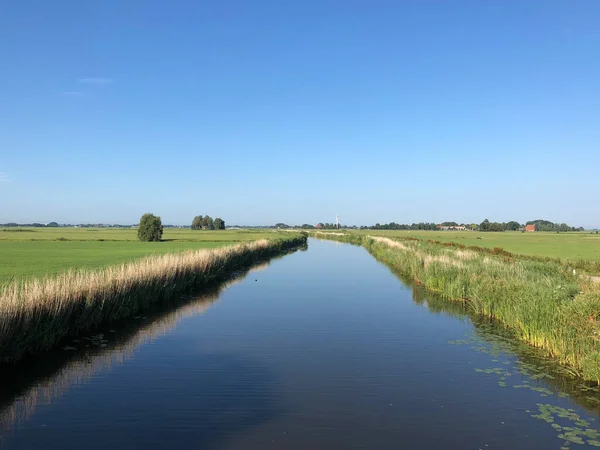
[315,223,323,229]
[525,224,536,232]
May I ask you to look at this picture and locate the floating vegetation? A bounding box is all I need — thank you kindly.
[450,325,600,448]
[530,404,600,448]
[474,367,511,376]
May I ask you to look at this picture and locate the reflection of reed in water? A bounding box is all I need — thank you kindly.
[247,261,271,274]
[399,265,600,416]
[0,266,258,439]
[0,235,306,364]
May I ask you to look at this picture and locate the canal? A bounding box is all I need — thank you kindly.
[1,239,599,449]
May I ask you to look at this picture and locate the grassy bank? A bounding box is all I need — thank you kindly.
[349,230,600,266]
[0,234,306,363]
[0,228,279,283]
[314,232,600,383]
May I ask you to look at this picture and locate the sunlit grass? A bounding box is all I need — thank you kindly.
[0,234,306,362]
[0,228,280,283]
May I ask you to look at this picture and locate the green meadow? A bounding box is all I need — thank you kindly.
[351,230,600,261]
[0,227,278,283]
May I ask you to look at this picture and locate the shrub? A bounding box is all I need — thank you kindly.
[138,213,163,242]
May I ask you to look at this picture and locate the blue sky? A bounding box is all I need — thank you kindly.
[1,1,599,227]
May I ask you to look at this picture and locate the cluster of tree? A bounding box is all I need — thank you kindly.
[479,219,521,232]
[478,219,583,232]
[191,215,225,230]
[526,219,583,232]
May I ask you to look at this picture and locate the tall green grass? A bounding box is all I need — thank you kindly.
[314,232,600,383]
[0,234,307,362]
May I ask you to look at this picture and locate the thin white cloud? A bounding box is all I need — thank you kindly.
[0,172,10,183]
[77,77,113,85]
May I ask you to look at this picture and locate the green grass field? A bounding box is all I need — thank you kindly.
[3,227,599,283]
[0,228,279,283]
[349,230,600,261]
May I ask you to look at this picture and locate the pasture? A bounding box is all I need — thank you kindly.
[351,230,600,261]
[0,227,278,283]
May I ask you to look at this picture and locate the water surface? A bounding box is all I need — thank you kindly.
[1,239,599,449]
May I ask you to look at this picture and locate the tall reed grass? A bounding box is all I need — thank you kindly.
[314,232,600,383]
[0,234,306,362]
[0,263,270,437]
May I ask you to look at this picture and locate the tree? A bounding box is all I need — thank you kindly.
[505,221,520,231]
[480,219,490,232]
[138,213,163,242]
[47,222,59,227]
[191,215,203,230]
[214,217,225,230]
[203,215,214,230]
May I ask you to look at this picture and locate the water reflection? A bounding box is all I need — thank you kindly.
[2,239,600,450]
[0,261,273,440]
[380,261,600,447]
[391,264,600,414]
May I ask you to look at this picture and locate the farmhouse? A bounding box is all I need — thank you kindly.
[525,224,536,232]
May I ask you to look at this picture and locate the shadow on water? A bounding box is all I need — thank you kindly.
[0,252,293,445]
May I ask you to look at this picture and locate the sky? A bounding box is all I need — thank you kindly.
[1,1,599,227]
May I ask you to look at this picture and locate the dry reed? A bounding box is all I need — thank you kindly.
[0,234,306,362]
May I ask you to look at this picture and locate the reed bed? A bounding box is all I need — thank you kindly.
[314,232,600,383]
[0,234,306,362]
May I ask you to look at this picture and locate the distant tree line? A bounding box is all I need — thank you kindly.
[272,223,344,229]
[479,219,520,232]
[0,222,141,228]
[191,215,225,230]
[353,219,584,232]
[0,222,60,228]
[361,222,439,230]
[526,219,583,232]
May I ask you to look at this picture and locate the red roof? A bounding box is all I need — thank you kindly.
[525,224,536,232]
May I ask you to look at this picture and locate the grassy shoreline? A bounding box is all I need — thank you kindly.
[314,232,600,383]
[0,234,307,363]
[352,229,600,262]
[0,228,284,283]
